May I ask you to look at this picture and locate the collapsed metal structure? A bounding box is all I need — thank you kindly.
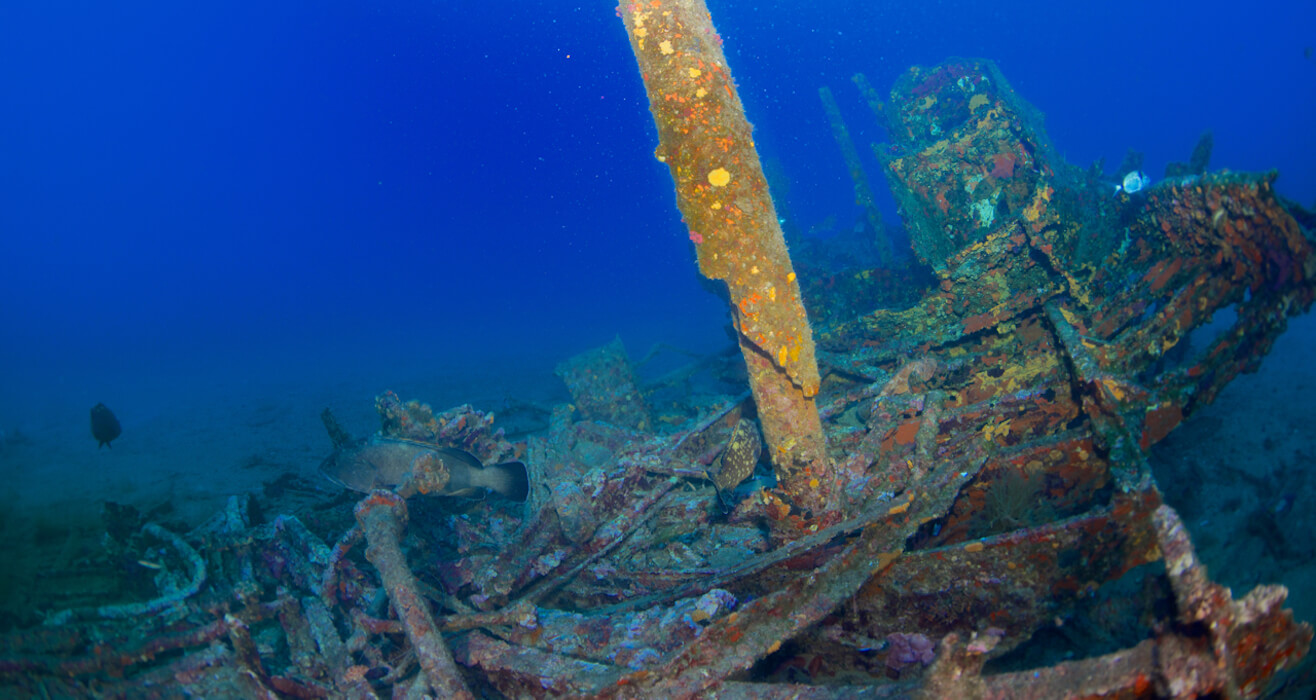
[2,14,1314,700]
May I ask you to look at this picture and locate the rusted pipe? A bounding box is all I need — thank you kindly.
[355,490,472,699]
[617,0,832,515]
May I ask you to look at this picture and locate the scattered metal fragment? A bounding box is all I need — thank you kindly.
[555,336,654,431]
[355,490,473,699]
[43,522,206,625]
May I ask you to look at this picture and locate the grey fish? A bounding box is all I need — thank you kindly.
[91,403,122,448]
[320,436,529,502]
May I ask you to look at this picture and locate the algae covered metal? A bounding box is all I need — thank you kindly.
[618,0,832,515]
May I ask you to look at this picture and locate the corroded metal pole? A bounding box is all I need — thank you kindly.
[819,86,892,266]
[618,0,831,514]
[355,491,473,699]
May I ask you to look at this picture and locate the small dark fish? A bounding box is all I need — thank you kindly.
[320,436,529,501]
[90,403,122,448]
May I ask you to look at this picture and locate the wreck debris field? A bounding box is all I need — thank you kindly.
[1,0,1315,697]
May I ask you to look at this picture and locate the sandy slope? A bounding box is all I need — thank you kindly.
[1149,311,1316,625]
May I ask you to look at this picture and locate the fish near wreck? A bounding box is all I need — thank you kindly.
[321,435,529,502]
[706,417,762,503]
[90,402,121,448]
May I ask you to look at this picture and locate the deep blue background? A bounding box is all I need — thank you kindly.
[2,0,1313,428]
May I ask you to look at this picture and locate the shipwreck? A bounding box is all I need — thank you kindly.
[2,1,1313,697]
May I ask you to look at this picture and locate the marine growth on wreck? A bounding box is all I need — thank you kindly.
[1,1,1314,698]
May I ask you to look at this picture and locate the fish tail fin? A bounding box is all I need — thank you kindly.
[485,461,530,502]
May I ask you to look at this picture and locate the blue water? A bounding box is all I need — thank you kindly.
[1,1,1313,480]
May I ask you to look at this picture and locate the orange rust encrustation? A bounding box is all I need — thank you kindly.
[618,0,831,513]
